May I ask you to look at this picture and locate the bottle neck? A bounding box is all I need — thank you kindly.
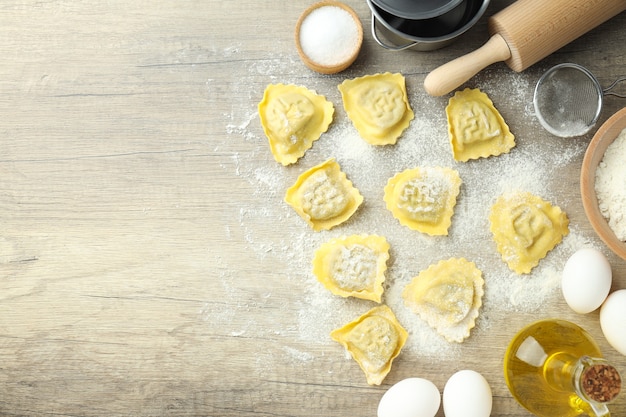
[545,354,621,417]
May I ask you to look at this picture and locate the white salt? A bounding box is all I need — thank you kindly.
[299,6,359,67]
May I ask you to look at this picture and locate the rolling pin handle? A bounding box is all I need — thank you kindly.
[424,33,512,96]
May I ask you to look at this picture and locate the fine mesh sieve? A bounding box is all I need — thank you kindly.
[533,63,626,137]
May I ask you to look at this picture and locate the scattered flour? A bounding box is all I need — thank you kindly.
[283,346,315,363]
[218,49,602,363]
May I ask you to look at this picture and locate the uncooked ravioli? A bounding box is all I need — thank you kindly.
[338,73,414,145]
[446,88,515,162]
[384,166,462,236]
[489,191,569,274]
[331,305,407,385]
[285,158,363,231]
[402,258,484,343]
[258,83,334,165]
[312,234,390,302]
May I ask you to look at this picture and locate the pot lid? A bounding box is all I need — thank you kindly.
[370,0,464,20]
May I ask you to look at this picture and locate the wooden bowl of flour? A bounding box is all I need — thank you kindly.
[581,107,626,261]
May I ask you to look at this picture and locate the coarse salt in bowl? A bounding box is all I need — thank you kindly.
[581,107,626,261]
[295,1,363,74]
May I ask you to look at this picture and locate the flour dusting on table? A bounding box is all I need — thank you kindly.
[221,50,596,363]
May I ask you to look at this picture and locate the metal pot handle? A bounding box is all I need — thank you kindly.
[371,14,417,51]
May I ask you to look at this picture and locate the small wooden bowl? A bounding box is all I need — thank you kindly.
[581,107,626,260]
[295,1,363,74]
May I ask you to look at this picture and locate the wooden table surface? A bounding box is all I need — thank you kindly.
[1,1,625,416]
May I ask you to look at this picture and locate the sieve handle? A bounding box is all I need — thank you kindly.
[604,76,626,98]
[424,34,511,96]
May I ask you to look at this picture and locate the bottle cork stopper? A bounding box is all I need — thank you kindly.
[581,364,622,403]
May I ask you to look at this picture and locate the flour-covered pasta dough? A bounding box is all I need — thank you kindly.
[259,84,334,165]
[384,166,461,236]
[313,234,389,302]
[403,258,484,343]
[489,191,569,274]
[338,73,413,145]
[285,158,363,231]
[331,305,407,385]
[446,88,515,162]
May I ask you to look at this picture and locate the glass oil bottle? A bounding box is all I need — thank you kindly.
[504,319,622,417]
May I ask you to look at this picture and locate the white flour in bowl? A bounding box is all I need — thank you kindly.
[596,127,626,241]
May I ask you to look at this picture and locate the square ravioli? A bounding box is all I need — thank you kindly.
[338,73,414,145]
[330,305,407,385]
[285,158,363,231]
[258,84,334,165]
[446,88,515,162]
[312,234,390,303]
[402,257,484,343]
[384,166,462,236]
[489,191,569,274]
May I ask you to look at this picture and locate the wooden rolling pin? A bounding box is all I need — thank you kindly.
[424,0,626,96]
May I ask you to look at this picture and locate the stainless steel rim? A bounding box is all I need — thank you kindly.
[370,0,463,20]
[366,0,490,44]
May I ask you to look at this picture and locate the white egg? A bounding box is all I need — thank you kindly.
[561,248,612,314]
[600,289,626,356]
[377,377,440,417]
[443,370,492,417]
